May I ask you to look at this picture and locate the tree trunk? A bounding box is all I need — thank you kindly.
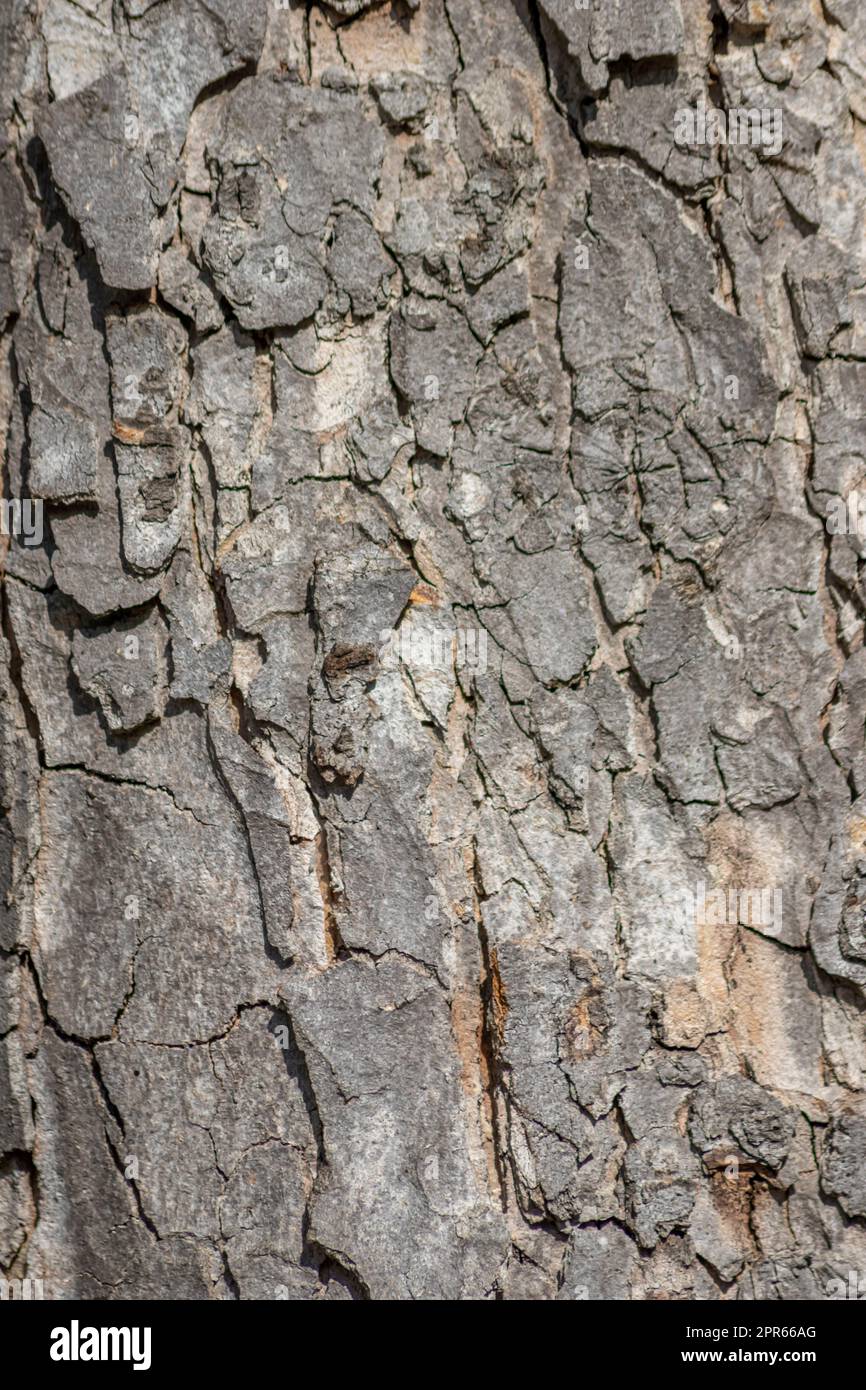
[1,0,865,1301]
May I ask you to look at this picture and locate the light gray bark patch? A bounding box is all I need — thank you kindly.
[200,78,384,331]
[281,957,508,1298]
[72,607,168,733]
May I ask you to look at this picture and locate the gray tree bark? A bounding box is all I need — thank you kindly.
[1,0,865,1301]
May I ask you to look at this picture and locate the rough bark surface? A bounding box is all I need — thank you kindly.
[1,0,865,1301]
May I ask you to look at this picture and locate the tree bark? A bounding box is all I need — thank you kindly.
[1,0,865,1301]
